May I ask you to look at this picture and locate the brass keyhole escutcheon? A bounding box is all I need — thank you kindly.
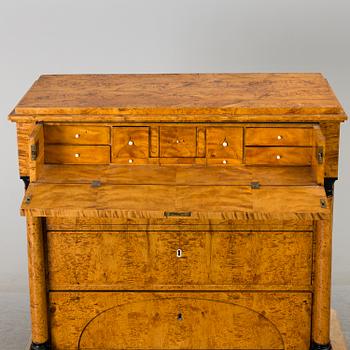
[176,248,183,258]
[177,312,183,321]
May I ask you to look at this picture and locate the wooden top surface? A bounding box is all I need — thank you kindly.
[10,73,347,121]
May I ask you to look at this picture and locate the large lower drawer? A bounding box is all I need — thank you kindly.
[49,291,311,350]
[47,230,312,289]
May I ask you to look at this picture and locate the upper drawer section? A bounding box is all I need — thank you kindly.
[245,127,312,146]
[160,126,196,158]
[44,125,110,144]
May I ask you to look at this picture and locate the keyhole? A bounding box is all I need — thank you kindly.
[176,248,183,258]
[177,313,183,321]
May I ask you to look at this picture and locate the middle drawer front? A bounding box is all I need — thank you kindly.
[47,230,312,289]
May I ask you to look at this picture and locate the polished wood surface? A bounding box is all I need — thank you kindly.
[49,292,312,350]
[10,73,345,117]
[21,183,329,220]
[47,230,312,290]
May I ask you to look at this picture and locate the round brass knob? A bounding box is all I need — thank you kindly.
[74,133,80,139]
[222,141,228,147]
[74,153,80,158]
[128,159,133,164]
[277,135,283,140]
[128,140,134,146]
[276,155,282,160]
[176,139,180,144]
[222,160,227,164]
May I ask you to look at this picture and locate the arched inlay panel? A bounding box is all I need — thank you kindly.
[78,297,284,349]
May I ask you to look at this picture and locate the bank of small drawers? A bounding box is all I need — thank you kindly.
[44,124,313,166]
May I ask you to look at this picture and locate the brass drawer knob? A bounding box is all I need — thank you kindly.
[176,248,183,258]
[128,159,133,164]
[276,155,282,160]
[75,133,80,139]
[222,160,227,164]
[128,140,134,146]
[176,139,180,144]
[277,135,283,140]
[222,140,228,147]
[74,153,80,158]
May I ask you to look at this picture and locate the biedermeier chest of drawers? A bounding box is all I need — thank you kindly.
[9,74,347,350]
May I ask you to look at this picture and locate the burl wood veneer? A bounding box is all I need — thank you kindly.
[9,73,347,350]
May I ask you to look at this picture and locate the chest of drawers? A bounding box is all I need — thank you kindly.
[9,73,347,350]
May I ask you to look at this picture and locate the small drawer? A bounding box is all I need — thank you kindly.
[45,145,110,164]
[44,125,110,144]
[245,127,312,146]
[112,127,149,161]
[160,127,196,157]
[206,127,243,162]
[245,147,312,165]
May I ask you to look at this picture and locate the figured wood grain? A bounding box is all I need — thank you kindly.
[26,217,48,345]
[16,122,35,176]
[28,124,44,182]
[10,73,345,117]
[111,126,149,160]
[46,217,314,232]
[44,125,110,144]
[245,127,313,146]
[49,292,312,350]
[245,146,312,165]
[47,230,312,290]
[45,145,110,164]
[35,164,318,186]
[206,127,243,161]
[312,216,333,345]
[160,126,197,158]
[21,183,329,220]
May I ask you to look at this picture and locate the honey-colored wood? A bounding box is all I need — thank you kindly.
[28,124,44,182]
[206,127,243,162]
[21,183,329,220]
[10,73,346,117]
[47,230,312,290]
[245,127,313,146]
[49,291,312,350]
[26,217,48,345]
[312,125,326,185]
[44,125,110,144]
[312,210,333,345]
[16,122,35,176]
[160,126,197,158]
[111,126,149,161]
[245,146,312,165]
[45,145,110,164]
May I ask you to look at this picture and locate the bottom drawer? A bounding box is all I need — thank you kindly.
[49,292,311,350]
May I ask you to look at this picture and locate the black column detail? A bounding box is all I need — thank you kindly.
[310,341,332,350]
[31,341,50,350]
[324,177,337,197]
[20,176,30,190]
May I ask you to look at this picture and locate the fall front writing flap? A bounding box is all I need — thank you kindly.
[21,183,329,221]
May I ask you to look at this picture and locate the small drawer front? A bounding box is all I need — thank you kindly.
[206,127,243,164]
[50,292,311,350]
[160,126,196,157]
[44,125,110,144]
[45,145,110,164]
[245,127,312,146]
[245,147,312,165]
[112,127,149,162]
